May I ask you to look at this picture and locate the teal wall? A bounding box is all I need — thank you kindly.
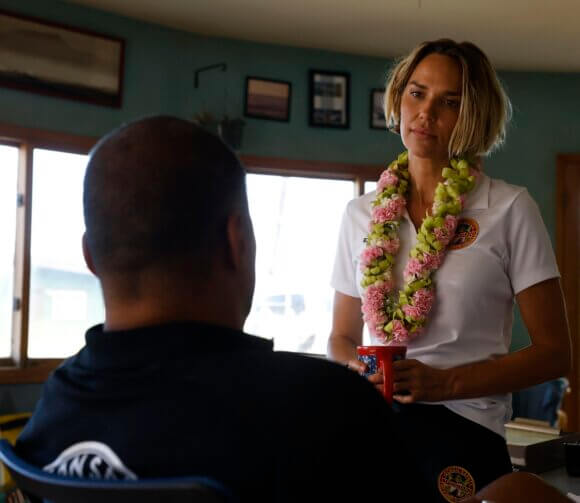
[0,0,400,163]
[0,0,579,406]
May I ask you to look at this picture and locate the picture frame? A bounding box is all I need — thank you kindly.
[0,9,125,108]
[370,88,387,130]
[309,70,350,129]
[244,76,291,122]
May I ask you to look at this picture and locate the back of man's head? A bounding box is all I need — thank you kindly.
[83,116,247,280]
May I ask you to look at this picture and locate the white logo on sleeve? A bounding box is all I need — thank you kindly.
[43,441,137,480]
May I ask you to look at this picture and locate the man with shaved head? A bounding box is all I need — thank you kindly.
[13,117,572,503]
[14,116,413,501]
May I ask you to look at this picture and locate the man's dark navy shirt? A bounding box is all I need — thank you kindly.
[16,322,412,501]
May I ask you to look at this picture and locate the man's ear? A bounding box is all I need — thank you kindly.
[225,211,249,270]
[82,233,97,276]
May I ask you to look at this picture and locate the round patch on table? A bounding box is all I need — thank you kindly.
[437,465,476,502]
[448,218,479,250]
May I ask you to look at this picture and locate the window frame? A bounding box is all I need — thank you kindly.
[0,122,96,383]
[240,154,381,195]
[0,122,382,383]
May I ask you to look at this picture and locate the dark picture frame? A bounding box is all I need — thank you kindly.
[370,88,387,130]
[309,70,350,129]
[0,9,125,108]
[244,76,291,122]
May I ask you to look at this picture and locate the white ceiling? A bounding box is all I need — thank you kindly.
[66,0,580,72]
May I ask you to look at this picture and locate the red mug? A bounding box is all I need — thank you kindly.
[357,345,406,403]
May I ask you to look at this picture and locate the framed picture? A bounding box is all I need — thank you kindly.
[309,70,350,128]
[244,76,291,122]
[370,88,387,130]
[0,9,125,107]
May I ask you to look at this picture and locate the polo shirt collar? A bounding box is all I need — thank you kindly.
[79,321,273,369]
[400,173,490,228]
[464,173,490,210]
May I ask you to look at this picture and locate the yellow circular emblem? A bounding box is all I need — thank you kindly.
[437,465,476,502]
[448,218,479,250]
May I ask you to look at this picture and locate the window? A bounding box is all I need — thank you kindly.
[241,156,381,354]
[28,149,104,358]
[365,180,377,194]
[1,125,381,382]
[0,125,96,382]
[0,145,18,358]
[245,174,353,353]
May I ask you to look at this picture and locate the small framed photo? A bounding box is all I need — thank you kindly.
[309,70,350,129]
[244,76,291,122]
[0,9,124,107]
[370,88,387,130]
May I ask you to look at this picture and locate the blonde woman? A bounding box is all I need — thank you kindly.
[328,39,571,501]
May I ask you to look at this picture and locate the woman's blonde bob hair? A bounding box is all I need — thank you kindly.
[384,39,512,158]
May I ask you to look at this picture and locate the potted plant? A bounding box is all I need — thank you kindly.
[193,112,245,150]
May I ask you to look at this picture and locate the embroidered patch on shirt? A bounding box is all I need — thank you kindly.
[43,441,137,480]
[448,218,479,250]
[437,465,476,502]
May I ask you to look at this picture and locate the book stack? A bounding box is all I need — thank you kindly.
[506,418,580,473]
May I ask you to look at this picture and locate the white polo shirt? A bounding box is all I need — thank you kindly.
[331,174,560,437]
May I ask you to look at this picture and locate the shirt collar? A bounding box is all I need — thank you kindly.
[400,173,490,227]
[463,173,490,210]
[79,321,273,369]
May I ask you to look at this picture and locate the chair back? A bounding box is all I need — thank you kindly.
[0,413,32,493]
[0,439,234,503]
[512,377,569,427]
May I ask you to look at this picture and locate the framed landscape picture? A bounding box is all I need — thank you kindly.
[309,70,350,128]
[244,76,291,122]
[370,88,387,130]
[0,10,125,107]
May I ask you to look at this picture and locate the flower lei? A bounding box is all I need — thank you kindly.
[360,151,477,344]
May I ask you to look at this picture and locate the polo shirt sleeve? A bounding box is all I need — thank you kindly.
[330,201,360,298]
[506,189,560,295]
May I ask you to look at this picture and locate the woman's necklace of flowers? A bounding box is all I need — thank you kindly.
[360,151,478,344]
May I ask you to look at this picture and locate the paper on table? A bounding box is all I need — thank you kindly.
[506,427,559,446]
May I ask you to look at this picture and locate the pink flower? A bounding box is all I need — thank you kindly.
[371,196,405,223]
[402,289,434,320]
[470,167,481,179]
[434,227,451,246]
[372,206,396,223]
[382,237,400,255]
[404,252,445,281]
[402,304,423,319]
[445,215,458,233]
[459,194,467,208]
[361,283,391,322]
[434,215,459,246]
[360,245,384,267]
[412,288,435,317]
[403,257,424,281]
[377,170,399,192]
[391,320,410,343]
[362,279,396,332]
[421,251,444,271]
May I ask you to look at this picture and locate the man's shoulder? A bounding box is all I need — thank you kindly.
[264,351,385,403]
[267,351,354,378]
